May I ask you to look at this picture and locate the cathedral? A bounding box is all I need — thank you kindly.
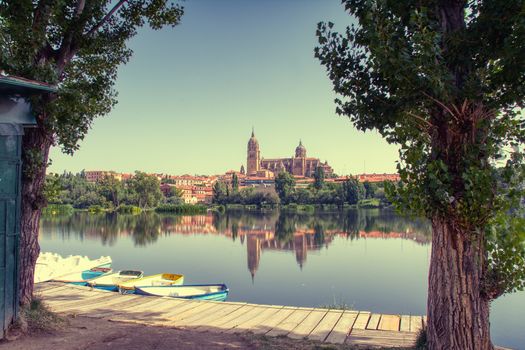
[246,130,333,178]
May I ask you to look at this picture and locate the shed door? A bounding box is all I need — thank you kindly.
[0,125,22,338]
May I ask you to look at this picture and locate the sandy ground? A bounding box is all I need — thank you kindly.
[0,315,396,350]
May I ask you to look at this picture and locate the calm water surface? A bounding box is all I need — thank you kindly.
[39,209,524,349]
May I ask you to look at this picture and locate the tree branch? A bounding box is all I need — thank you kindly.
[85,0,128,37]
[55,0,87,75]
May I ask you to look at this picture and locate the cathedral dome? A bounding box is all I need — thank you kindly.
[295,140,306,158]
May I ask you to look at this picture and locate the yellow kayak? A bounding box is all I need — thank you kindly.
[118,273,184,294]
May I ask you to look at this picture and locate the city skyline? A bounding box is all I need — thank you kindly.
[46,0,399,176]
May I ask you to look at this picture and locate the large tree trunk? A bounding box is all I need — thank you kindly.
[427,216,493,350]
[19,126,52,305]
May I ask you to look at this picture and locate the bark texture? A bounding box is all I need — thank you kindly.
[427,217,493,350]
[19,126,52,305]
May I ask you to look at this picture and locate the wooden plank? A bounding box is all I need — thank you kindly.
[68,295,145,316]
[35,282,69,293]
[174,303,227,326]
[400,315,411,332]
[148,301,205,326]
[325,311,358,344]
[410,315,423,333]
[45,291,119,309]
[109,298,189,324]
[366,314,381,330]
[288,310,328,339]
[249,307,297,335]
[168,301,220,326]
[183,303,246,327]
[308,310,343,342]
[225,306,283,333]
[196,305,257,332]
[38,285,81,297]
[54,293,132,313]
[347,329,417,347]
[378,314,400,331]
[266,308,313,337]
[214,306,269,332]
[352,312,371,330]
[107,297,170,318]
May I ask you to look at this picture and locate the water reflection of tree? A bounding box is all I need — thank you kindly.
[131,212,162,246]
[40,208,432,248]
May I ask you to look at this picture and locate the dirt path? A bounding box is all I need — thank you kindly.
[0,315,397,350]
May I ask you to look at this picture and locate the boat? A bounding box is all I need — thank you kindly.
[35,252,112,283]
[51,267,113,286]
[134,284,229,301]
[87,270,144,291]
[118,273,184,294]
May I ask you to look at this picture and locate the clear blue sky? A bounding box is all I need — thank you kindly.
[48,0,399,176]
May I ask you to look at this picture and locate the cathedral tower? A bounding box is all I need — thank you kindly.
[247,129,260,176]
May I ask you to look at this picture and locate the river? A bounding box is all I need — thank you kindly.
[39,209,524,349]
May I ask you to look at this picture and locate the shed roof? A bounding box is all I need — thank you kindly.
[0,74,57,94]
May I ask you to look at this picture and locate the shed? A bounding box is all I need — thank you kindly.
[0,74,57,338]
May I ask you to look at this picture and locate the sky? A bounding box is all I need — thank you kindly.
[48,0,399,176]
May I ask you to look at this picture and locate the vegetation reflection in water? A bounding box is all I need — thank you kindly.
[40,209,432,266]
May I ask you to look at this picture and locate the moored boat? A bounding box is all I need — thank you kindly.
[87,270,144,291]
[118,273,184,294]
[35,253,112,283]
[51,267,113,286]
[134,284,229,301]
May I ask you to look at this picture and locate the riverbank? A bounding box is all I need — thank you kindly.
[31,283,422,348]
[43,200,387,217]
[0,315,414,350]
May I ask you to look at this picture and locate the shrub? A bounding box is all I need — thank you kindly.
[117,204,142,214]
[155,204,207,214]
[42,204,74,215]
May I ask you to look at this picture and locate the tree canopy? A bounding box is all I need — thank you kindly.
[0,0,183,154]
[315,1,525,348]
[315,0,525,302]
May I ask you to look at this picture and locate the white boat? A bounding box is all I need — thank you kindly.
[135,284,229,301]
[34,252,112,283]
[118,273,184,294]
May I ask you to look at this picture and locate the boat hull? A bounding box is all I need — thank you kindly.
[135,284,229,301]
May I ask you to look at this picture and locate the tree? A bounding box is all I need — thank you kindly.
[98,175,124,208]
[164,186,183,205]
[129,172,163,209]
[363,181,375,199]
[212,181,228,204]
[342,177,361,205]
[274,171,295,204]
[313,166,325,190]
[232,173,239,193]
[316,2,525,349]
[0,1,183,304]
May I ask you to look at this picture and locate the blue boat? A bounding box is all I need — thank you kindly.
[134,284,229,301]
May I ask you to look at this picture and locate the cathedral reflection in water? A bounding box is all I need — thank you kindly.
[39,210,432,280]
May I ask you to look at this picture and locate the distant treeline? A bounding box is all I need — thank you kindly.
[43,171,189,213]
[213,169,393,209]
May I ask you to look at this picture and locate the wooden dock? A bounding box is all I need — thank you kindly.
[36,282,424,348]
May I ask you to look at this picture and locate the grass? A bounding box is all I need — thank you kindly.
[14,297,66,335]
[358,198,382,208]
[414,327,427,349]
